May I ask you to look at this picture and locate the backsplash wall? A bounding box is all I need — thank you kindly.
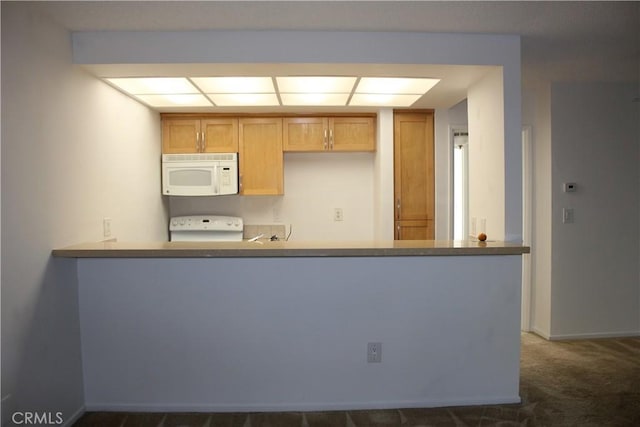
[169,152,376,241]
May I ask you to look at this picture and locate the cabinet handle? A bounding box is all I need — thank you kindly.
[396,224,401,240]
[323,129,328,150]
[329,129,334,150]
[201,131,206,151]
[239,174,243,192]
[396,198,401,219]
[196,132,200,152]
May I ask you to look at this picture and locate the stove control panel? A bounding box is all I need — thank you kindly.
[170,215,243,232]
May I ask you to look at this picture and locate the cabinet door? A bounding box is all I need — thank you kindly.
[239,118,283,195]
[330,117,376,151]
[201,118,238,153]
[162,119,200,153]
[283,117,328,152]
[394,111,434,240]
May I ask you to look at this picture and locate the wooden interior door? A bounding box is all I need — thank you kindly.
[394,111,435,240]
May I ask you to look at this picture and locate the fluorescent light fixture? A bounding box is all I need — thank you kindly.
[349,93,423,107]
[208,93,280,106]
[355,77,440,94]
[277,76,357,93]
[191,77,275,94]
[135,94,213,107]
[280,93,350,106]
[106,77,199,95]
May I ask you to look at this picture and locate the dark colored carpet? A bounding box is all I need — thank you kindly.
[72,333,640,426]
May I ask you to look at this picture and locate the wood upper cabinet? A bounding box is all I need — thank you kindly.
[283,116,375,152]
[162,116,238,153]
[394,111,435,240]
[239,118,284,195]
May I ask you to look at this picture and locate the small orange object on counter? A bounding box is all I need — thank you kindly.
[478,233,487,242]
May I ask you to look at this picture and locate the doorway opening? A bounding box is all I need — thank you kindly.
[451,127,469,240]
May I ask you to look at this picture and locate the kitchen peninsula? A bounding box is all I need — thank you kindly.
[54,240,528,412]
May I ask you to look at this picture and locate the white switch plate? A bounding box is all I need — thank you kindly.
[334,208,344,221]
[562,208,574,224]
[103,217,112,238]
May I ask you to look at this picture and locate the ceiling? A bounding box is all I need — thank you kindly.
[38,1,639,111]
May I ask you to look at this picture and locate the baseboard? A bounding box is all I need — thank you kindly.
[2,394,14,426]
[530,327,551,340]
[63,405,85,427]
[529,327,640,341]
[547,330,640,341]
[85,396,521,413]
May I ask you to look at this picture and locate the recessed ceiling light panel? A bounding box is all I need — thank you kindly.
[135,94,213,107]
[191,77,275,94]
[355,77,440,94]
[106,77,199,95]
[280,93,350,106]
[208,93,280,107]
[349,93,423,107]
[277,76,357,93]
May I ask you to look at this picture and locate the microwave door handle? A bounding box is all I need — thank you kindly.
[213,164,219,194]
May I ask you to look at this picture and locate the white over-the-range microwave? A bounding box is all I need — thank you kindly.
[162,153,238,196]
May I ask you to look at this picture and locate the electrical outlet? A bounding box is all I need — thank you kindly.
[367,342,382,363]
[103,217,112,238]
[334,208,344,222]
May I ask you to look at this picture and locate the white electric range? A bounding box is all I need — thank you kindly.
[169,215,244,242]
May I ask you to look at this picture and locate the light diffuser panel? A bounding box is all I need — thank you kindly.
[349,93,423,107]
[106,77,199,95]
[208,93,280,106]
[280,93,350,106]
[135,94,213,107]
[276,76,357,93]
[191,77,275,94]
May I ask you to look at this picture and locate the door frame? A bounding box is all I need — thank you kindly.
[521,125,533,331]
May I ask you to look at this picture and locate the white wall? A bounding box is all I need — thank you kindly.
[78,255,522,411]
[1,3,167,423]
[373,109,395,241]
[467,69,506,240]
[549,82,639,338]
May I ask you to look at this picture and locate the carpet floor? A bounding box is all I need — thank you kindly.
[72,333,640,426]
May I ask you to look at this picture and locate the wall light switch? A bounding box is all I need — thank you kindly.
[562,208,574,224]
[103,217,112,238]
[563,182,577,193]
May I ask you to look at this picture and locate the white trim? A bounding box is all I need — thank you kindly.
[84,396,522,413]
[545,331,640,341]
[521,126,533,332]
